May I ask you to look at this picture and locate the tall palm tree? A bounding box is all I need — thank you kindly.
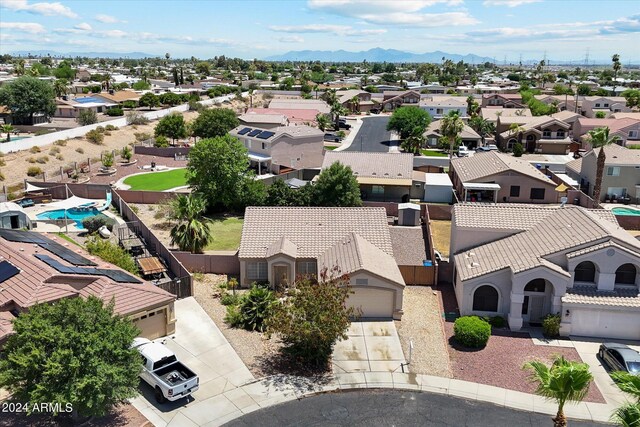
[440,110,464,170]
[588,126,620,205]
[53,79,69,98]
[401,125,425,155]
[612,54,621,96]
[316,113,330,132]
[350,95,360,113]
[524,356,593,427]
[610,372,640,427]
[169,194,212,254]
[1,124,15,142]
[469,116,495,147]
[330,102,347,131]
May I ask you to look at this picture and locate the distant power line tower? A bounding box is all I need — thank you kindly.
[584,48,590,67]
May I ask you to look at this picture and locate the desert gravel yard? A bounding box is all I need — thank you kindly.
[395,286,452,378]
[444,323,606,403]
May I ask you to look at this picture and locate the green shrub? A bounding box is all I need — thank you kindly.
[220,293,240,306]
[628,144,640,150]
[154,135,169,148]
[106,107,124,116]
[82,215,115,234]
[27,166,42,177]
[454,316,491,348]
[105,124,118,131]
[27,157,36,163]
[595,111,606,119]
[95,126,105,133]
[237,286,276,332]
[123,100,137,109]
[224,305,243,327]
[36,156,49,164]
[77,109,98,126]
[85,237,138,275]
[53,139,67,146]
[130,205,139,214]
[126,111,149,125]
[513,142,524,157]
[86,129,104,145]
[489,316,506,328]
[542,314,561,338]
[134,132,152,142]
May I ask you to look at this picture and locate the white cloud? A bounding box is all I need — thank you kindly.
[0,0,77,18]
[277,35,305,43]
[95,14,126,24]
[74,22,92,31]
[483,0,542,7]
[359,12,478,27]
[0,21,45,33]
[269,24,386,36]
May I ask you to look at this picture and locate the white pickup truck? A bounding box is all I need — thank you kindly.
[132,338,199,403]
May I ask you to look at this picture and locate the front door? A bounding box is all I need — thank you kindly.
[528,296,546,324]
[273,265,289,289]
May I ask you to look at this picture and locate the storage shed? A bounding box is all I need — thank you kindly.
[0,202,31,230]
[424,173,453,203]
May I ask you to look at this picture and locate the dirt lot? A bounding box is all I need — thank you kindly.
[429,220,451,258]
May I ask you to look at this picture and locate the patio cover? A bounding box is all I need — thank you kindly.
[462,182,501,191]
[47,195,102,210]
[248,152,272,162]
[25,182,48,193]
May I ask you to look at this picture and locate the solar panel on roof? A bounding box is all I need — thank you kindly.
[0,261,20,283]
[237,127,252,135]
[0,230,96,266]
[247,129,262,137]
[256,131,275,140]
[34,254,142,283]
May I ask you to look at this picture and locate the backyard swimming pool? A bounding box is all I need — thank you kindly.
[612,207,640,216]
[0,136,32,143]
[37,207,102,227]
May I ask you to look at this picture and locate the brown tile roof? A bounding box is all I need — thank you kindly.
[590,144,640,166]
[453,203,559,230]
[425,121,481,140]
[451,151,555,185]
[94,90,141,103]
[565,157,583,174]
[563,286,640,308]
[317,232,404,286]
[266,237,298,258]
[454,206,640,281]
[322,151,414,180]
[239,207,394,259]
[389,226,428,266]
[239,113,287,125]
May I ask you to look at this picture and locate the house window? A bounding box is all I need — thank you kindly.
[507,139,517,149]
[530,188,546,200]
[604,103,609,107]
[606,167,620,176]
[247,261,267,280]
[629,130,639,139]
[574,261,596,282]
[510,185,520,197]
[296,261,317,276]
[556,130,565,138]
[261,142,266,150]
[372,185,384,195]
[436,108,443,115]
[524,279,546,292]
[542,130,551,138]
[472,285,499,312]
[615,263,637,285]
[595,103,601,107]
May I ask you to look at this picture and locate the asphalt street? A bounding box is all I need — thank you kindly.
[344,116,393,152]
[224,389,607,427]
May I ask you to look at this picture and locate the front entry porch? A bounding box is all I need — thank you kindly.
[508,275,566,331]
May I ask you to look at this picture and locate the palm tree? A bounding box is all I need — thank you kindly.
[316,113,330,132]
[401,125,425,155]
[330,102,347,131]
[509,123,525,147]
[1,124,15,142]
[612,54,621,96]
[169,194,212,254]
[440,110,464,169]
[469,116,495,147]
[610,372,640,427]
[588,126,621,205]
[524,356,593,427]
[350,95,360,113]
[53,79,69,98]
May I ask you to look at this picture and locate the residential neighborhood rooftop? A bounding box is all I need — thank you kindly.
[322,151,414,181]
[451,151,555,184]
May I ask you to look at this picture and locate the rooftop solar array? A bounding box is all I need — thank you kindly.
[247,129,262,137]
[0,260,20,283]
[256,131,275,140]
[0,229,96,266]
[237,127,252,135]
[34,254,142,284]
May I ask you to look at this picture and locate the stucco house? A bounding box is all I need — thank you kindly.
[338,89,376,113]
[565,144,640,202]
[0,229,176,346]
[481,107,532,125]
[450,151,559,204]
[425,121,482,149]
[573,118,640,148]
[321,151,416,202]
[497,115,572,154]
[481,94,525,109]
[581,96,631,118]
[229,124,324,174]
[238,112,288,129]
[238,207,405,319]
[381,90,421,111]
[268,99,331,115]
[451,204,640,340]
[419,96,468,119]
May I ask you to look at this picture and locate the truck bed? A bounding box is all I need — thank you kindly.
[153,362,196,387]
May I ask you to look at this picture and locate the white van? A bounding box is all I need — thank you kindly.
[457,146,470,157]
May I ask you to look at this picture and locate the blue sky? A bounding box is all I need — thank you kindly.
[1,0,639,62]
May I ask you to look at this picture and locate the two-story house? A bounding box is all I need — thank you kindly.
[565,144,640,202]
[481,107,532,125]
[425,121,481,149]
[238,207,405,319]
[451,204,640,340]
[497,115,572,154]
[450,151,559,204]
[338,89,376,113]
[481,94,525,109]
[381,90,421,111]
[229,125,324,174]
[419,96,468,119]
[581,96,631,118]
[573,118,640,148]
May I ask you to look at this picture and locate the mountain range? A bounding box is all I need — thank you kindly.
[264,48,495,63]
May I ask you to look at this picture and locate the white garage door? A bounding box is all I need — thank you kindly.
[347,287,395,319]
[134,309,167,340]
[571,309,640,340]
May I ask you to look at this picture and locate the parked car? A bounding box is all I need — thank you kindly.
[324,133,341,142]
[457,146,470,157]
[337,122,351,130]
[599,343,640,374]
[132,338,200,403]
[370,109,380,114]
[16,198,35,208]
[476,145,499,152]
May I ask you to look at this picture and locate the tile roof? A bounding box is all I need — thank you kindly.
[590,144,640,166]
[451,151,555,184]
[453,203,559,230]
[239,113,287,125]
[563,286,640,308]
[425,121,481,140]
[95,90,141,103]
[245,108,320,122]
[389,226,428,266]
[266,237,298,259]
[565,157,583,174]
[481,107,532,121]
[239,207,394,259]
[268,99,330,114]
[454,206,640,281]
[317,233,404,286]
[322,151,414,180]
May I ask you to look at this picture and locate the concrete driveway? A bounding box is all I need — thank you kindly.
[130,297,255,427]
[333,321,406,373]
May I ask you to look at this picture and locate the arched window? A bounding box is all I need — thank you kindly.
[525,279,546,292]
[472,285,499,312]
[615,264,637,285]
[574,261,596,282]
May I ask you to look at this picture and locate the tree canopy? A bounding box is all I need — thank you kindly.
[138,92,159,108]
[0,296,140,421]
[387,106,432,139]
[0,76,56,124]
[313,161,362,207]
[191,108,239,139]
[154,112,187,143]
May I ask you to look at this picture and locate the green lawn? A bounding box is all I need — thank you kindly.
[420,149,448,157]
[204,216,244,251]
[324,146,338,151]
[123,168,188,191]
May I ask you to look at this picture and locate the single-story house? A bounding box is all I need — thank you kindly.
[238,207,405,319]
[321,151,415,202]
[54,96,118,118]
[0,230,176,346]
[268,99,331,115]
[93,90,141,106]
[425,121,482,149]
[451,204,640,340]
[450,151,559,204]
[239,112,288,129]
[573,118,640,148]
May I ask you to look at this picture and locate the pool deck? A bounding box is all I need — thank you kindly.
[25,203,122,233]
